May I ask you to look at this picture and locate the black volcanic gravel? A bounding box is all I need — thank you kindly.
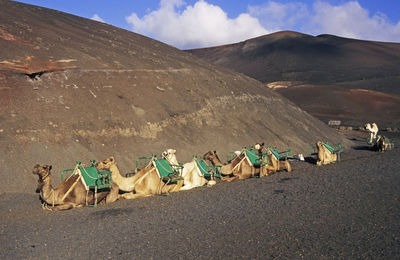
[0,132,399,259]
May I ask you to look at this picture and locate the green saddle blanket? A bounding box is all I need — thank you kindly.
[244,150,261,167]
[61,161,113,190]
[195,159,209,176]
[153,158,183,182]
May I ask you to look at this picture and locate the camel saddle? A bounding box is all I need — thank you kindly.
[152,158,183,183]
[61,161,113,191]
[269,148,293,161]
[244,150,263,167]
[194,158,222,178]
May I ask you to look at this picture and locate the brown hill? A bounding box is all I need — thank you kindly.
[188,31,400,127]
[0,1,349,193]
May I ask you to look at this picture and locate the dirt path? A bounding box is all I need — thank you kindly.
[1,132,399,259]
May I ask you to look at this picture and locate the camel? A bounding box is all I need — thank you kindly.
[165,149,218,190]
[316,141,337,165]
[32,164,118,211]
[255,143,292,175]
[96,153,183,200]
[373,135,390,152]
[365,123,379,144]
[180,159,208,190]
[180,157,217,190]
[203,150,259,182]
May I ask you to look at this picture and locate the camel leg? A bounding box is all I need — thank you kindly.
[180,184,195,191]
[284,161,292,172]
[264,165,276,175]
[221,175,233,181]
[119,192,151,200]
[170,180,183,193]
[43,202,82,211]
[224,175,239,182]
[260,167,268,177]
[105,185,119,204]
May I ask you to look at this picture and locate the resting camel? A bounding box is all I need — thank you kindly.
[180,158,210,190]
[373,135,389,152]
[365,123,379,143]
[96,152,183,200]
[203,150,258,182]
[316,141,337,165]
[255,143,292,175]
[32,164,118,211]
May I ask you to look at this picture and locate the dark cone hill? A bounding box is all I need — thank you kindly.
[0,1,349,193]
[188,31,400,127]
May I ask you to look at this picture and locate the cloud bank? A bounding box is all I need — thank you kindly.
[126,0,400,49]
[126,0,268,49]
[308,1,400,42]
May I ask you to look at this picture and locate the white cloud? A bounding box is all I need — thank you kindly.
[91,14,105,23]
[248,1,400,43]
[125,0,400,48]
[126,0,269,49]
[309,1,400,42]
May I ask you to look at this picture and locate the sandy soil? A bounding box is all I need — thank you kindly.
[0,130,398,259]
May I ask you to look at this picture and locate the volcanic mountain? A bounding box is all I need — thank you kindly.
[188,31,400,127]
[0,1,348,193]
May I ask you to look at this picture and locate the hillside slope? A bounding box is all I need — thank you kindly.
[188,31,400,126]
[0,1,349,193]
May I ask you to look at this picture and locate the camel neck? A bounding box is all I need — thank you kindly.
[210,156,224,166]
[40,176,56,204]
[110,164,124,180]
[109,163,137,192]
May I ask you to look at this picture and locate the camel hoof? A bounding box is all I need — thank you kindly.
[42,204,54,211]
[207,180,216,186]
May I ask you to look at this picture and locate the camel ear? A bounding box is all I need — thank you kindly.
[49,165,52,171]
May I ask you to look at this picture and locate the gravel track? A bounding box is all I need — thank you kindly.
[1,132,399,259]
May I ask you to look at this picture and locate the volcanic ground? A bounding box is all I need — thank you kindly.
[1,130,399,259]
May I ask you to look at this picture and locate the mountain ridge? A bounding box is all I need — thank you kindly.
[188,31,400,126]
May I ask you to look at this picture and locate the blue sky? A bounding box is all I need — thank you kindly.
[16,0,400,49]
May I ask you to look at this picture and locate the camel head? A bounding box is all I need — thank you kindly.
[32,164,52,192]
[96,156,116,170]
[204,150,224,164]
[203,150,216,160]
[32,164,52,178]
[316,141,323,149]
[162,149,178,165]
[254,142,265,153]
[364,123,371,131]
